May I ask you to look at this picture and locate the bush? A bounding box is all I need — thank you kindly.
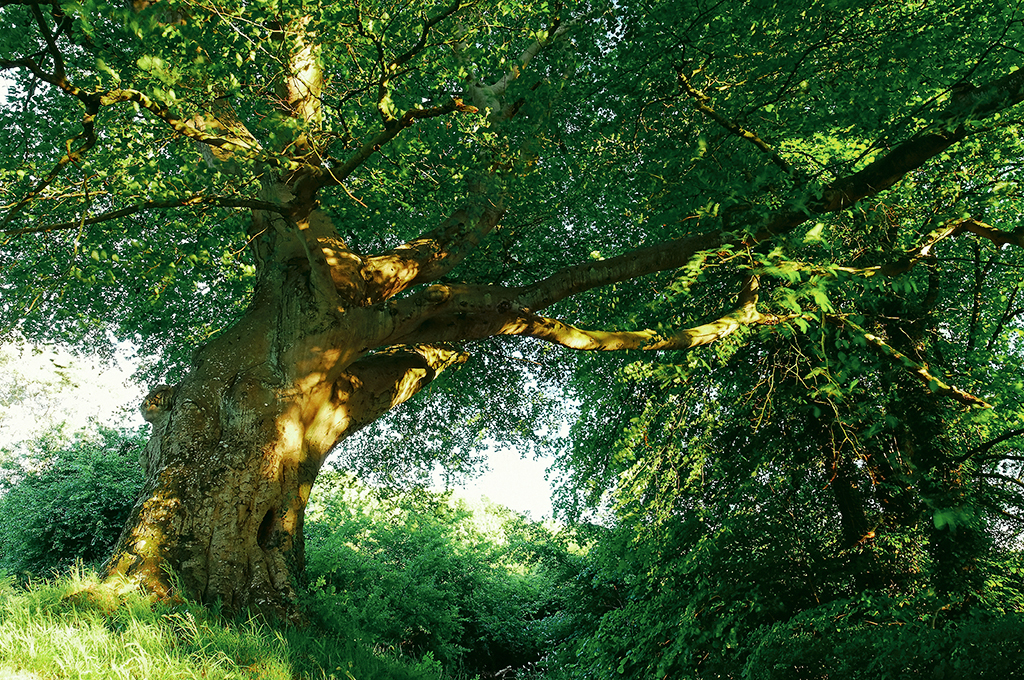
[303,472,572,677]
[744,594,1024,680]
[0,425,146,574]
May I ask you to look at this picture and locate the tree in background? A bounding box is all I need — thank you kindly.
[2,0,1024,613]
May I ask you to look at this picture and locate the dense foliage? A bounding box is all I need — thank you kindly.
[0,417,1022,678]
[3,0,1024,675]
[0,425,145,575]
[304,472,572,677]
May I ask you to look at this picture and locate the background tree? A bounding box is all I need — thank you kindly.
[2,0,1024,615]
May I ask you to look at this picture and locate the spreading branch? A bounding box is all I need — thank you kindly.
[2,196,289,236]
[502,276,785,351]
[381,275,783,354]
[311,97,479,194]
[757,66,1024,238]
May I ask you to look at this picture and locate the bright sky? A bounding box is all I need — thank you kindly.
[0,343,145,446]
[0,342,556,518]
[445,446,555,519]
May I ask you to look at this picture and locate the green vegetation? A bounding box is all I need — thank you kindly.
[1,420,1023,678]
[3,0,1024,676]
[0,426,145,575]
[0,568,444,680]
[304,473,571,677]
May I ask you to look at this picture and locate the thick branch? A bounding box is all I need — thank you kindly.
[360,199,505,303]
[520,231,724,312]
[383,275,783,353]
[327,344,468,448]
[759,66,1024,238]
[502,277,785,351]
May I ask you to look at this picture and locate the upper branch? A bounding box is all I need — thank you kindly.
[311,97,479,193]
[760,66,1024,237]
[952,427,1024,466]
[348,13,576,301]
[360,197,505,303]
[2,196,289,236]
[677,68,792,175]
[459,13,572,120]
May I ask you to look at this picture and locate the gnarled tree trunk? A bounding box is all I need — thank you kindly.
[105,182,473,612]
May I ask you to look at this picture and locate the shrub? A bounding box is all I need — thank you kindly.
[744,594,1024,680]
[303,472,571,676]
[0,425,146,574]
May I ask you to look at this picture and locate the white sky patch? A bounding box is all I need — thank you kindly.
[0,343,145,449]
[0,74,13,106]
[444,446,555,520]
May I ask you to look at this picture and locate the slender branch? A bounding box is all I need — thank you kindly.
[840,318,992,409]
[30,2,65,84]
[760,216,1008,283]
[0,101,98,230]
[2,196,288,236]
[312,97,478,192]
[988,286,1023,352]
[980,472,1024,491]
[952,428,1024,465]
[677,68,792,174]
[391,0,464,70]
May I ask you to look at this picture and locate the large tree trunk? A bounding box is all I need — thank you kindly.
[105,182,467,613]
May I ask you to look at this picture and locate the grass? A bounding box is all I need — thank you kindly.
[0,567,446,680]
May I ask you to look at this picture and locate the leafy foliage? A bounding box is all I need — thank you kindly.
[304,472,573,677]
[0,425,146,574]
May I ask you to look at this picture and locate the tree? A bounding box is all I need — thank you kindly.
[2,0,1024,613]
